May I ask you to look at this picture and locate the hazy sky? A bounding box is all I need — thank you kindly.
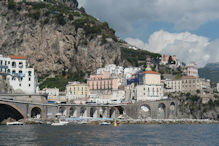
[78,0,219,67]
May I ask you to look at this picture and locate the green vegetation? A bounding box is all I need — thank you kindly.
[29,10,41,20]
[121,47,161,67]
[39,71,85,91]
[8,0,16,10]
[199,68,219,83]
[56,13,66,25]
[39,76,68,91]
[8,1,117,40]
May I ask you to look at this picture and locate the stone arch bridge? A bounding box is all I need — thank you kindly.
[0,94,178,122]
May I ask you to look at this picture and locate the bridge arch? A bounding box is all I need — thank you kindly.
[80,107,87,118]
[69,107,77,117]
[139,104,151,119]
[90,107,98,118]
[157,103,166,119]
[59,106,67,116]
[31,106,42,119]
[99,107,107,118]
[169,102,176,119]
[117,106,124,115]
[109,107,116,118]
[0,101,26,122]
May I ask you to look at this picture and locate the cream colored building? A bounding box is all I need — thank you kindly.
[66,82,90,100]
[136,70,167,101]
[143,71,161,85]
[181,76,211,93]
[163,79,182,93]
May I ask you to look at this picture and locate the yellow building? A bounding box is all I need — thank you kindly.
[66,82,90,100]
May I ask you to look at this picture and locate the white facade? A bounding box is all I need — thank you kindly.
[135,71,167,101]
[40,88,59,96]
[97,64,124,75]
[124,67,141,79]
[0,55,37,94]
[136,84,167,101]
[88,90,125,104]
[163,79,182,93]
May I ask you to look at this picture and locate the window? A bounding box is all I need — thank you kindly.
[19,62,23,68]
[8,61,10,64]
[12,70,16,74]
[19,83,21,87]
[29,77,31,81]
[12,62,16,68]
[29,84,31,87]
[28,71,32,76]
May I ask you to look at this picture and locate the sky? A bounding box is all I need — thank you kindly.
[78,0,219,67]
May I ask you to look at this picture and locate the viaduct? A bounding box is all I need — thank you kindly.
[0,94,178,122]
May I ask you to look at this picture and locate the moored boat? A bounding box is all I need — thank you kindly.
[99,121,110,125]
[6,121,24,125]
[51,120,69,126]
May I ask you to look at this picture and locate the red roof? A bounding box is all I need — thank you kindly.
[143,70,160,74]
[8,55,26,60]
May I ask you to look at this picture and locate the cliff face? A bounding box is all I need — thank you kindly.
[0,1,122,77]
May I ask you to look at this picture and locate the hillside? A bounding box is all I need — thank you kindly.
[199,63,219,83]
[0,0,160,90]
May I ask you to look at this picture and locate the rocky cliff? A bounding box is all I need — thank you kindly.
[0,0,122,78]
[172,93,219,120]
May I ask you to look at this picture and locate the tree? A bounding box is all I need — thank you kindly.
[56,14,66,26]
[80,7,86,13]
[168,56,172,64]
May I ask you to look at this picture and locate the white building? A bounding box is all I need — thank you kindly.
[0,55,37,94]
[97,64,124,75]
[135,70,167,101]
[88,90,125,104]
[40,88,59,98]
[124,67,141,79]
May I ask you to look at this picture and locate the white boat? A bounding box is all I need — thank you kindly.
[6,121,24,125]
[51,120,69,126]
[100,121,111,125]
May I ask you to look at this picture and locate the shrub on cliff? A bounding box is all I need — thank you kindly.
[56,14,66,25]
[8,0,16,10]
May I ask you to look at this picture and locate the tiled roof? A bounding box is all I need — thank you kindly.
[8,55,26,60]
[143,70,160,74]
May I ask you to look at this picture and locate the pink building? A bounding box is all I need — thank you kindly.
[87,72,119,91]
[186,63,198,77]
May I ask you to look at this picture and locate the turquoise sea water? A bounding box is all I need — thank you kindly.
[0,124,219,145]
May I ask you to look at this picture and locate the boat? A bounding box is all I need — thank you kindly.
[6,121,24,125]
[99,121,110,125]
[51,120,69,126]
